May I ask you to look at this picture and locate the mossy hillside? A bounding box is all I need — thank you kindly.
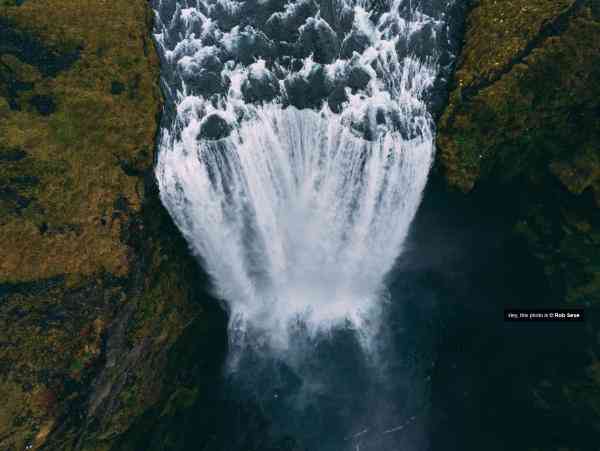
[436,0,600,447]
[454,0,575,93]
[0,1,225,450]
[1,0,159,282]
[437,1,600,305]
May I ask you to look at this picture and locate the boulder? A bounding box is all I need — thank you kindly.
[327,85,348,113]
[242,64,280,103]
[198,113,232,140]
[285,63,333,109]
[347,64,371,92]
[340,30,371,59]
[297,17,339,64]
[264,0,319,41]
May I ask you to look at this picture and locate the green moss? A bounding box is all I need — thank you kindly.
[0,0,219,449]
[438,2,600,303]
[437,0,600,445]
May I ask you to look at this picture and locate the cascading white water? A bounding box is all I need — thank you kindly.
[153,0,452,348]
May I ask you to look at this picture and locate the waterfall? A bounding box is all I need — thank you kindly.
[152,0,456,348]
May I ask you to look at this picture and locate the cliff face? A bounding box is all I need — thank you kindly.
[0,1,226,450]
[436,0,600,446]
[438,0,600,305]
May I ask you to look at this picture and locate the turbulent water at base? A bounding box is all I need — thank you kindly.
[153,0,457,349]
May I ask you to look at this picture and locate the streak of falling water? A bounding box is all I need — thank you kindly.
[152,0,456,350]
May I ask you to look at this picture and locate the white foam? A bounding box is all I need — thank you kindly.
[153,0,451,351]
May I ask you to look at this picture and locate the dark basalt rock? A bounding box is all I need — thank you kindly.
[199,53,224,73]
[264,0,319,41]
[317,0,354,35]
[396,22,436,60]
[297,17,339,64]
[327,84,348,113]
[284,74,311,109]
[306,63,334,98]
[198,113,232,140]
[284,63,333,109]
[338,5,355,35]
[182,69,226,96]
[290,57,304,72]
[212,0,243,31]
[347,65,371,92]
[227,27,275,65]
[340,30,372,59]
[157,0,178,25]
[242,68,280,104]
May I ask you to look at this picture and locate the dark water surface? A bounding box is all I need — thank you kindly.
[197,177,592,451]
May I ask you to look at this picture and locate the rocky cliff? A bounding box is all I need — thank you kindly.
[436,0,600,447]
[0,1,226,450]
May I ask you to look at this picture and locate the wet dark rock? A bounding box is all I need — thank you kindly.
[157,0,178,24]
[285,64,333,109]
[340,30,372,59]
[242,67,280,104]
[198,113,232,140]
[29,94,56,115]
[199,53,224,73]
[306,64,333,97]
[338,6,355,34]
[375,107,386,125]
[417,0,453,18]
[327,85,348,113]
[297,17,339,64]
[347,65,371,91]
[264,0,319,41]
[274,42,297,62]
[410,22,436,56]
[284,75,311,109]
[226,27,275,65]
[183,70,225,96]
[318,0,354,35]
[212,0,243,31]
[396,21,438,61]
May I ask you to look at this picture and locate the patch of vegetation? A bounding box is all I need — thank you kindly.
[436,1,600,447]
[0,1,225,450]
